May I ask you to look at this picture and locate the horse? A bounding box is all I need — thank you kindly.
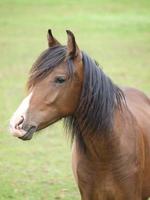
[9,30,150,200]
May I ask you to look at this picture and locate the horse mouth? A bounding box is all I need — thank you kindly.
[19,126,37,141]
[10,115,62,141]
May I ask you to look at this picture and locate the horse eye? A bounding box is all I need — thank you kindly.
[54,76,66,84]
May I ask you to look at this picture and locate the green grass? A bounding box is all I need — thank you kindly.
[0,0,150,199]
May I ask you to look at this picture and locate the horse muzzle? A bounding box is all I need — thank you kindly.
[9,115,37,141]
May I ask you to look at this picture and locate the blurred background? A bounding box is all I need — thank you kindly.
[0,0,150,199]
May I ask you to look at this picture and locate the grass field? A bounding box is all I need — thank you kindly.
[0,0,150,199]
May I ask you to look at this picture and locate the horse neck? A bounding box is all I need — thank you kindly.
[78,108,130,162]
[81,132,120,162]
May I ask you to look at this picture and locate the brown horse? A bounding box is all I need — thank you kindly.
[10,30,150,200]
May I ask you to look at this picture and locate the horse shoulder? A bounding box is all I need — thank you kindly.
[123,87,150,198]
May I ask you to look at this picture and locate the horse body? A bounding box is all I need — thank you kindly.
[9,30,150,200]
[72,88,150,200]
[125,88,150,199]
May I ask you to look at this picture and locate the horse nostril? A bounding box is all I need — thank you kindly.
[15,116,24,129]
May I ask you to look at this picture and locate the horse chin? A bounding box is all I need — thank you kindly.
[19,131,34,141]
[18,126,37,141]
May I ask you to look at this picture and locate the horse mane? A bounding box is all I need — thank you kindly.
[27,46,125,150]
[64,52,125,150]
[27,45,67,89]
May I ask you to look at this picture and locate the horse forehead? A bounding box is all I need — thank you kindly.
[53,62,69,73]
[42,63,69,81]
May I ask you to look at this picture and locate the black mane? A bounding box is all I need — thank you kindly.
[27,46,67,89]
[64,52,125,150]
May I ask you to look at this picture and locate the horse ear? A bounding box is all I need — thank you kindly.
[66,30,82,60]
[47,29,61,47]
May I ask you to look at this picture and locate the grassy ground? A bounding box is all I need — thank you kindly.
[0,0,150,199]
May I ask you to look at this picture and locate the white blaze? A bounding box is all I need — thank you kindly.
[9,92,32,137]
